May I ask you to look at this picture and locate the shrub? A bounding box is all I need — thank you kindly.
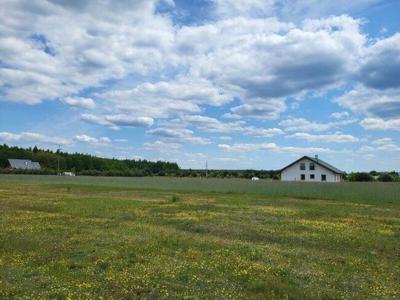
[272,174,280,180]
[0,168,57,175]
[369,170,378,176]
[378,173,394,182]
[348,172,374,182]
[170,195,180,203]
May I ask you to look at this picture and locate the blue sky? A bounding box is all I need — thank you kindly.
[1,0,400,171]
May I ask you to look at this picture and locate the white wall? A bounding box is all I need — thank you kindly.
[281,158,341,182]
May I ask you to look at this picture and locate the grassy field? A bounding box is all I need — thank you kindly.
[0,175,399,299]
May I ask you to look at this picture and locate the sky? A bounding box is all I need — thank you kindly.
[1,0,400,172]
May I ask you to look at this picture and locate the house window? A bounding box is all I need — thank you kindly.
[321,174,326,181]
[300,163,306,170]
[310,163,315,170]
[301,174,306,181]
[310,174,315,180]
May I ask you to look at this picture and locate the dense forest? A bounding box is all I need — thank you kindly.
[0,144,179,176]
[1,144,399,181]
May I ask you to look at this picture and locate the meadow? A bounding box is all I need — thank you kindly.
[0,175,399,299]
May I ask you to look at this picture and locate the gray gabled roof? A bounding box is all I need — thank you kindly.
[8,159,41,170]
[280,156,345,174]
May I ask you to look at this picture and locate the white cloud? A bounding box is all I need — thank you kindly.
[213,0,275,18]
[81,113,153,129]
[75,134,111,146]
[213,0,384,20]
[330,111,350,119]
[360,118,400,131]
[241,126,283,137]
[215,157,240,162]
[161,0,175,6]
[359,145,374,152]
[377,144,400,152]
[1,3,390,128]
[115,139,128,143]
[229,100,286,120]
[372,137,393,145]
[363,154,376,160]
[287,132,359,143]
[218,142,332,154]
[218,143,278,152]
[279,146,333,154]
[280,117,331,132]
[105,115,154,127]
[146,127,211,145]
[95,80,209,119]
[80,114,119,130]
[86,14,368,123]
[184,15,364,119]
[336,34,400,130]
[359,33,400,90]
[337,85,400,121]
[143,140,182,152]
[358,138,400,153]
[222,113,242,120]
[180,114,283,137]
[279,117,356,132]
[179,115,239,133]
[0,131,70,145]
[90,72,239,124]
[0,0,175,105]
[219,136,232,141]
[279,0,384,21]
[61,97,96,109]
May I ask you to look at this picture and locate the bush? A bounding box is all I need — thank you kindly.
[170,195,180,202]
[272,174,280,180]
[369,170,378,176]
[378,173,394,182]
[0,168,56,175]
[348,172,374,182]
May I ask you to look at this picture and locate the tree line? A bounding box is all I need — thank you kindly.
[0,144,179,176]
[0,144,398,181]
[0,144,281,178]
[345,171,400,182]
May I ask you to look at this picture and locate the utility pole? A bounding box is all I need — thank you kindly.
[205,160,208,178]
[57,144,61,176]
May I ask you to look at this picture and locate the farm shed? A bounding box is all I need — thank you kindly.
[280,155,344,182]
[7,159,41,170]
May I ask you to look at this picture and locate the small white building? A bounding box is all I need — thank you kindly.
[62,172,76,176]
[280,155,344,182]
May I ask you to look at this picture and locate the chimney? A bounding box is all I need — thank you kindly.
[315,155,319,161]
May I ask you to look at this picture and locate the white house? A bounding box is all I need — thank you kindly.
[280,156,344,182]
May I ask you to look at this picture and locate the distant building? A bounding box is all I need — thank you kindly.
[280,155,344,182]
[62,172,75,176]
[7,159,41,170]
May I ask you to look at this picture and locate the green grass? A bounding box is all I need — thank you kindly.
[1,174,400,203]
[0,175,399,299]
